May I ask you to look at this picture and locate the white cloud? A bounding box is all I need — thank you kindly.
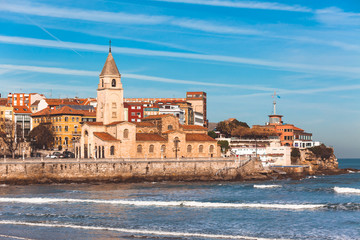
[315,7,360,26]
[0,1,169,25]
[1,35,360,76]
[155,0,312,12]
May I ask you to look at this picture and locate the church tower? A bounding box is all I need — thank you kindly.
[96,44,124,125]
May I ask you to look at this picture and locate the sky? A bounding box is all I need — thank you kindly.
[0,0,359,158]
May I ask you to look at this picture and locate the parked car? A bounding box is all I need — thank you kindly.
[60,151,75,158]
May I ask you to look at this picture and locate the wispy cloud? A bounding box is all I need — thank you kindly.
[1,35,360,76]
[0,63,276,92]
[0,1,169,25]
[1,63,360,96]
[315,7,360,26]
[155,0,312,12]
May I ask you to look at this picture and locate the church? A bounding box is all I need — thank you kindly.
[77,49,220,159]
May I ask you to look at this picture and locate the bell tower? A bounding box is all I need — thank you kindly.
[96,42,124,125]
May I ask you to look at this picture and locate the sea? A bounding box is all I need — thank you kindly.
[0,159,359,240]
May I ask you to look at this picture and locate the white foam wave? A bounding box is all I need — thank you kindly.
[254,185,282,189]
[0,220,291,240]
[0,197,323,210]
[0,234,34,240]
[334,187,360,194]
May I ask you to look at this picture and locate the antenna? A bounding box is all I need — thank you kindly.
[272,91,277,115]
[109,40,111,53]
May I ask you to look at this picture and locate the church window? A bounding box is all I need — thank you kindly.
[124,129,129,138]
[209,145,214,153]
[110,146,115,155]
[112,102,116,109]
[149,144,154,153]
[161,145,166,153]
[112,112,117,118]
[199,145,204,153]
[112,79,116,87]
[101,79,104,87]
[137,145,142,153]
[187,145,192,153]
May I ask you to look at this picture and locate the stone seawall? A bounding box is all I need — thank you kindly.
[0,158,266,184]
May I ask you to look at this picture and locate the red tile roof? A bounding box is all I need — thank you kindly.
[94,132,118,141]
[135,122,155,127]
[13,106,32,114]
[31,106,96,117]
[45,98,90,106]
[181,125,208,131]
[293,126,304,131]
[186,133,216,142]
[136,133,166,141]
[87,122,104,126]
[106,121,126,126]
[142,114,173,120]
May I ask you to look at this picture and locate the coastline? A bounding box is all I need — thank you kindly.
[0,158,353,185]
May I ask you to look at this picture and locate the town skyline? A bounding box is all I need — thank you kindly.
[0,0,359,158]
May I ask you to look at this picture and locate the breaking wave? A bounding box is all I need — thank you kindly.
[334,187,360,194]
[254,185,282,189]
[0,220,290,240]
[0,197,323,210]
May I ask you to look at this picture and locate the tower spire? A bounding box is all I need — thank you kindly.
[109,40,111,53]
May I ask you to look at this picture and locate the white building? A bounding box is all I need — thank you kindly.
[159,105,185,124]
[194,111,204,126]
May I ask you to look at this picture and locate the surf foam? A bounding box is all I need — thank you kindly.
[0,197,323,210]
[254,185,282,189]
[334,187,360,194]
[0,220,291,240]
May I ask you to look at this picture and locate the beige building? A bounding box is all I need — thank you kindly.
[78,50,220,159]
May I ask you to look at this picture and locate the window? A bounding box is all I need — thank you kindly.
[72,117,75,122]
[131,106,135,109]
[123,129,129,138]
[168,125,173,130]
[137,145,142,153]
[131,112,136,116]
[112,79,116,87]
[112,102,116,109]
[101,79,104,87]
[76,117,79,122]
[64,137,68,145]
[110,146,115,155]
[187,145,192,153]
[137,106,141,109]
[209,145,214,153]
[199,145,204,153]
[65,126,68,132]
[65,117,68,122]
[55,126,58,132]
[149,145,154,153]
[161,145,166,153]
[112,112,117,118]
[59,126,62,132]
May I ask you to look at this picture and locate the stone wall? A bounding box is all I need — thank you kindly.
[0,158,262,184]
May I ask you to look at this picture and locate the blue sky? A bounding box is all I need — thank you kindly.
[0,0,359,157]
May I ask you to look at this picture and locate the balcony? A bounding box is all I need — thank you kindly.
[72,131,81,136]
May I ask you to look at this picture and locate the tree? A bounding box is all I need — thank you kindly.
[309,144,333,159]
[0,119,21,158]
[29,123,54,150]
[208,131,217,139]
[231,126,277,139]
[216,118,249,137]
[218,140,230,153]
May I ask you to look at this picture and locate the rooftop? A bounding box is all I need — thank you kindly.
[94,132,118,141]
[100,52,120,76]
[136,133,167,141]
[186,133,216,142]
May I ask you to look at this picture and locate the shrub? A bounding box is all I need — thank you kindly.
[309,144,333,159]
[291,148,300,158]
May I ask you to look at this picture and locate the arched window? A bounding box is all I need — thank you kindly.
[161,145,166,153]
[209,145,214,153]
[187,145,192,153]
[64,117,68,122]
[199,145,204,153]
[149,144,154,153]
[168,125,173,130]
[85,130,88,136]
[101,79,104,87]
[110,146,115,155]
[64,137,68,145]
[137,145,142,153]
[112,79,116,87]
[124,129,129,139]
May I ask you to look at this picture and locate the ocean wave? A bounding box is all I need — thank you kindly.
[254,185,282,189]
[326,203,360,211]
[0,197,323,210]
[0,220,291,240]
[334,187,360,194]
